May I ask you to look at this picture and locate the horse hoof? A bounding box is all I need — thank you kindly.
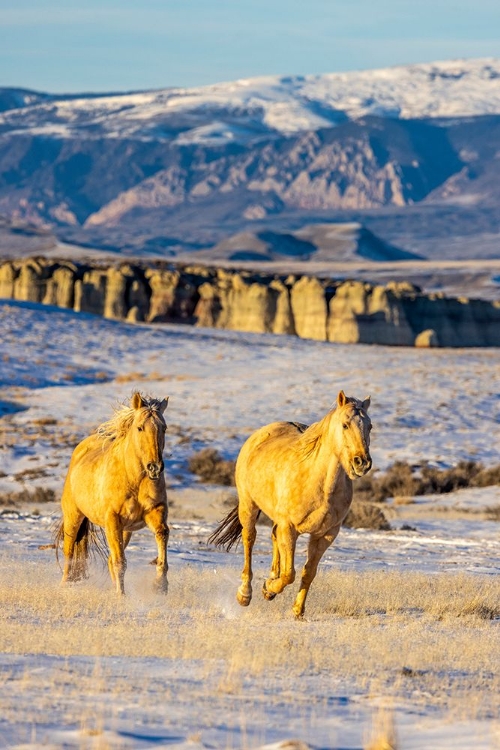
[262,581,276,601]
[154,579,168,595]
[236,590,252,607]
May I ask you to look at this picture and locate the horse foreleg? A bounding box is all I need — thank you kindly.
[105,513,126,595]
[291,529,337,619]
[108,530,132,585]
[145,506,169,594]
[263,523,297,599]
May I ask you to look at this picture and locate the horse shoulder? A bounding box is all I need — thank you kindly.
[326,472,354,524]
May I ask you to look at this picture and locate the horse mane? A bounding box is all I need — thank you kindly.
[296,409,334,460]
[296,397,366,460]
[96,396,166,446]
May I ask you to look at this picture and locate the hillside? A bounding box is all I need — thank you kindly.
[0,59,500,264]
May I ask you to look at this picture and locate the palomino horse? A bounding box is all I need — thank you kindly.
[55,392,169,595]
[209,390,372,618]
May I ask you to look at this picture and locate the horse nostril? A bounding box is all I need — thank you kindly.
[147,461,164,477]
[353,455,363,467]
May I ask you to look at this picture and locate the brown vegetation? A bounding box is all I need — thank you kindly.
[0,486,56,507]
[354,459,500,503]
[188,450,500,501]
[344,500,391,531]
[188,448,235,486]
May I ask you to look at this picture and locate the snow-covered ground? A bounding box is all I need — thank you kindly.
[2,58,500,144]
[0,299,499,749]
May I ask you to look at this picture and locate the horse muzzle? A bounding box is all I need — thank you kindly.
[146,461,164,480]
[351,454,372,478]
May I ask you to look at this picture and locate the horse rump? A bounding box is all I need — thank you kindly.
[208,506,245,551]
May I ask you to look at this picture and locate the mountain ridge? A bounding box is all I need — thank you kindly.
[1,58,500,145]
[1,58,500,267]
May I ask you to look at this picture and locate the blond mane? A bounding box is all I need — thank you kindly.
[296,397,369,460]
[96,396,166,446]
[297,409,334,460]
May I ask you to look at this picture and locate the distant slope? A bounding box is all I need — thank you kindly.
[197,224,422,263]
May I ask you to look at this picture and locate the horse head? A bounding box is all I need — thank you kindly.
[334,390,372,480]
[131,392,169,481]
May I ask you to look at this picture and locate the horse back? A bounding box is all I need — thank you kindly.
[235,421,306,510]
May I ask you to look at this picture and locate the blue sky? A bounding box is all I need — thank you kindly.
[1,0,499,93]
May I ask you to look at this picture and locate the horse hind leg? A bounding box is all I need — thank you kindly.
[61,511,86,583]
[263,524,280,601]
[105,513,127,595]
[263,523,297,600]
[236,499,260,607]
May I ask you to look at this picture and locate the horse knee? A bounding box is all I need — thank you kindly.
[156,525,169,542]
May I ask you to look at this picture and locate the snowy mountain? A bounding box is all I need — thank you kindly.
[1,58,500,145]
[1,58,500,261]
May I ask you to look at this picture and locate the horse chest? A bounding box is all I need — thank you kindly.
[120,495,147,529]
[294,485,352,535]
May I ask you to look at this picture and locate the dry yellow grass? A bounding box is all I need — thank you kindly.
[0,554,498,724]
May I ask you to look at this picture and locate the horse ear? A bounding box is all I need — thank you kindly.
[159,397,169,414]
[337,390,347,408]
[131,392,145,410]
[362,396,371,411]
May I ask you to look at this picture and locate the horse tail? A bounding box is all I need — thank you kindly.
[53,516,108,579]
[208,505,250,551]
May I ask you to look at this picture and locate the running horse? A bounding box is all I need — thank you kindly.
[209,390,372,618]
[55,392,169,594]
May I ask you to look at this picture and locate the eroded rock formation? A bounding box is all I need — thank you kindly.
[1,256,499,347]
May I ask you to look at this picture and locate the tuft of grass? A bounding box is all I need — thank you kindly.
[343,500,391,531]
[188,448,235,486]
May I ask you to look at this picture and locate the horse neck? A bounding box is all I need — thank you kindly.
[302,410,346,489]
[119,432,145,487]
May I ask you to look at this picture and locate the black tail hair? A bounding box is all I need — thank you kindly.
[208,506,246,551]
[53,517,108,580]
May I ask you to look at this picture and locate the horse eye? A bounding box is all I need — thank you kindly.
[137,426,143,432]
[342,423,348,430]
